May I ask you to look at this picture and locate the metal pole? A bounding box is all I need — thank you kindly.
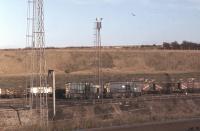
[95,18,103,103]
[52,70,56,117]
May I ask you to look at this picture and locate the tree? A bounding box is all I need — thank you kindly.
[171,41,180,49]
[163,42,171,49]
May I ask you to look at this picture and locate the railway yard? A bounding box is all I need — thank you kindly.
[1,49,200,130]
[1,0,200,130]
[1,65,200,130]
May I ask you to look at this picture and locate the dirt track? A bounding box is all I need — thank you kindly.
[86,118,200,131]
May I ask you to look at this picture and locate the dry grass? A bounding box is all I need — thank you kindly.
[1,48,200,75]
[1,48,200,90]
[5,97,200,131]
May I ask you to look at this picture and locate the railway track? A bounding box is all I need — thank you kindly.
[49,93,200,107]
[1,93,200,109]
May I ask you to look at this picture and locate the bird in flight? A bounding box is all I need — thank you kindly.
[131,13,136,16]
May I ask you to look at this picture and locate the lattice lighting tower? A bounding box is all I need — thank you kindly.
[26,0,48,123]
[94,18,103,98]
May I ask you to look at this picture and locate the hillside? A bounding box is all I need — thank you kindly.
[0,48,200,75]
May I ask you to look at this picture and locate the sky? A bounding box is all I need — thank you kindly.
[0,0,200,48]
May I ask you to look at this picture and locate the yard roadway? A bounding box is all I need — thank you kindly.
[84,118,200,131]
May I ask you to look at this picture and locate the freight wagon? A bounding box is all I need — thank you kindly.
[104,82,142,98]
[0,87,25,98]
[65,83,101,99]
